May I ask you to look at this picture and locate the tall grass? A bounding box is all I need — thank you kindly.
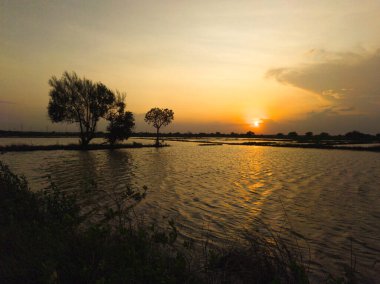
[0,161,358,283]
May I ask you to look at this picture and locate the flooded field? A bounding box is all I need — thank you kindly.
[1,137,380,282]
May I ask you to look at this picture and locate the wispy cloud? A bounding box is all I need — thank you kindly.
[266,49,380,133]
[266,49,380,103]
[266,49,380,113]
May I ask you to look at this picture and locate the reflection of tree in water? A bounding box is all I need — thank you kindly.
[42,151,97,192]
[44,150,133,197]
[82,150,147,226]
[143,148,170,190]
[103,149,134,191]
[44,150,140,222]
[136,148,178,225]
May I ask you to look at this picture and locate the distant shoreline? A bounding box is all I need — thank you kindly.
[1,129,379,139]
[235,141,380,152]
[163,138,380,152]
[1,138,379,153]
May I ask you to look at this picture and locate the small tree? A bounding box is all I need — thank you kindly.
[48,71,115,147]
[305,132,313,138]
[318,132,330,139]
[288,131,298,138]
[246,131,255,137]
[144,108,174,146]
[106,93,135,145]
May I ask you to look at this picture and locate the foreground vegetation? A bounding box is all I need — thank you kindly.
[0,161,359,283]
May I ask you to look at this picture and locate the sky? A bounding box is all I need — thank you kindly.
[1,0,380,134]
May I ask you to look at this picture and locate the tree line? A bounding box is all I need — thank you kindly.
[48,71,174,147]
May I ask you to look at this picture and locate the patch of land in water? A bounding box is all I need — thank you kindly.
[1,134,380,152]
[0,142,167,152]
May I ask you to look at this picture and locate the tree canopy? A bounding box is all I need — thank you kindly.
[144,108,174,146]
[48,71,116,146]
[105,93,135,145]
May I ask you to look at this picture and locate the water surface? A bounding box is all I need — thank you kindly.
[1,138,379,282]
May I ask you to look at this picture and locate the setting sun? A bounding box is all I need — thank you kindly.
[252,119,262,128]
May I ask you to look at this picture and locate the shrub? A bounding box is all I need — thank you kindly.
[0,161,359,283]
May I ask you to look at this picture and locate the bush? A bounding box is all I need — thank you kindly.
[0,161,359,283]
[0,162,194,283]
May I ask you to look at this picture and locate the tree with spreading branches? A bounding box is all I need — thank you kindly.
[144,108,174,146]
[48,71,116,147]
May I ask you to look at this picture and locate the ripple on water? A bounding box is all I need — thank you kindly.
[1,142,380,282]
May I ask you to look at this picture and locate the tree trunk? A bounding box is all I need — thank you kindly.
[80,136,90,148]
[79,122,96,148]
[155,127,160,147]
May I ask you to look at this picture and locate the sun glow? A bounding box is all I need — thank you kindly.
[252,119,262,128]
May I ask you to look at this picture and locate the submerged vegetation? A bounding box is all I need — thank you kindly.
[0,161,361,283]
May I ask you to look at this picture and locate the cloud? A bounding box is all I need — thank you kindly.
[266,49,380,133]
[267,49,380,112]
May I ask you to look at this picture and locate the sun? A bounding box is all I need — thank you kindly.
[252,119,262,128]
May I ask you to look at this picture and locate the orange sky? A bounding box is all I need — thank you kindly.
[1,1,380,134]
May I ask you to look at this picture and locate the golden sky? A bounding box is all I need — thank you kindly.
[1,0,380,134]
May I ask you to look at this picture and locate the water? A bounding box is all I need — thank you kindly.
[1,137,380,283]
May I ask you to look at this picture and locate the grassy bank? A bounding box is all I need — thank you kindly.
[0,142,168,152]
[0,161,359,283]
[1,136,379,153]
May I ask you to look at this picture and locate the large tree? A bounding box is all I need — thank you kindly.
[144,108,174,146]
[48,71,115,146]
[105,93,135,145]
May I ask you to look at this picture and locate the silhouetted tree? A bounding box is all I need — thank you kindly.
[318,132,330,139]
[144,108,174,146]
[106,93,135,145]
[246,131,255,137]
[48,71,115,146]
[345,130,368,140]
[305,132,313,137]
[276,133,284,138]
[288,131,298,138]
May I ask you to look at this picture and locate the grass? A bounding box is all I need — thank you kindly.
[0,161,360,283]
[0,161,194,283]
[0,142,169,152]
[1,138,379,153]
